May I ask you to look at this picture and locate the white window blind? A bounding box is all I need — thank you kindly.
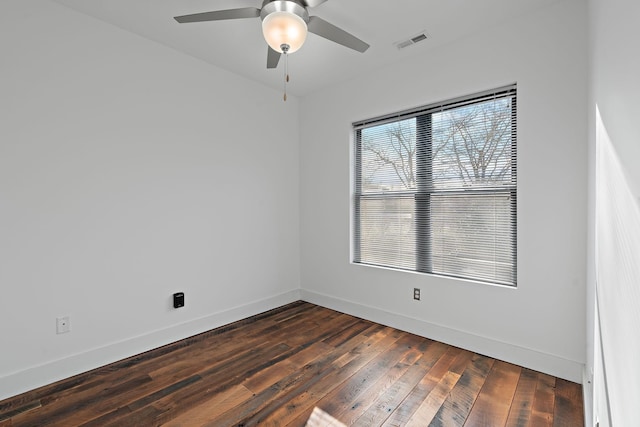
[353,85,517,286]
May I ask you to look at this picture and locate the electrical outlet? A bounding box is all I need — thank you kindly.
[413,288,421,300]
[56,316,70,334]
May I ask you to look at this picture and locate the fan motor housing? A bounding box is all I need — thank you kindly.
[260,0,309,22]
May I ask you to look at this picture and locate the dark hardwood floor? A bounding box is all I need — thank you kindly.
[0,301,583,426]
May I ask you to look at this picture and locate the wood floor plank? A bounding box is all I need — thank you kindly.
[284,315,369,353]
[81,333,295,425]
[530,373,557,426]
[553,378,584,427]
[426,352,493,427]
[462,359,521,427]
[307,333,423,424]
[162,384,255,426]
[0,401,41,424]
[263,327,406,426]
[179,324,389,427]
[10,374,156,427]
[206,346,346,426]
[505,368,539,427]
[0,302,583,427]
[240,341,337,398]
[333,337,425,425]
[104,405,165,427]
[323,319,375,348]
[406,370,462,426]
[337,359,414,425]
[330,326,396,369]
[351,340,447,427]
[381,345,463,427]
[145,342,296,425]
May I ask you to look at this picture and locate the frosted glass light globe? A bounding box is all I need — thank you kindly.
[262,11,308,53]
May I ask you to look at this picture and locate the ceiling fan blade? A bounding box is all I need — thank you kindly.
[299,0,328,7]
[267,47,281,69]
[174,8,260,24]
[307,16,369,53]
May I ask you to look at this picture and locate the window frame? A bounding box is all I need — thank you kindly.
[352,85,517,286]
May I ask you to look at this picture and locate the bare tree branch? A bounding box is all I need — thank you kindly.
[361,99,513,190]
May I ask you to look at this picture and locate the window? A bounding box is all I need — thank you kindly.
[353,85,517,286]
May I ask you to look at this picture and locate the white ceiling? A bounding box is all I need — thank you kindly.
[52,0,563,97]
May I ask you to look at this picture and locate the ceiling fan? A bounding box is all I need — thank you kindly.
[174,0,370,69]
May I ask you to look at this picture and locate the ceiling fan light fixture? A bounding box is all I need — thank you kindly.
[262,11,307,53]
[261,1,309,54]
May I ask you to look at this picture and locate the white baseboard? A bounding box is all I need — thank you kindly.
[0,289,301,402]
[301,290,584,383]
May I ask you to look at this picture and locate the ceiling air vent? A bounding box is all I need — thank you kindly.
[395,31,430,50]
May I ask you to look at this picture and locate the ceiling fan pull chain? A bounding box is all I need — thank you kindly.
[282,43,290,101]
[284,53,288,101]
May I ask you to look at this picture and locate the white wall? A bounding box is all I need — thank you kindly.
[588,0,640,425]
[299,0,587,382]
[0,0,300,400]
